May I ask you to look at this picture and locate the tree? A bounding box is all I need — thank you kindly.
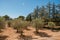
[3,15,10,21]
[0,17,5,32]
[18,16,25,20]
[32,18,44,33]
[11,19,24,36]
[11,19,30,37]
[52,2,56,19]
[57,4,60,14]
[26,13,32,22]
[56,4,60,18]
[47,2,51,18]
[33,6,39,19]
[39,6,47,19]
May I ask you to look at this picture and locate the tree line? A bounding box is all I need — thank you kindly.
[0,2,60,39]
[26,2,60,26]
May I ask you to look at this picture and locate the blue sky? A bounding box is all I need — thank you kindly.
[0,0,60,18]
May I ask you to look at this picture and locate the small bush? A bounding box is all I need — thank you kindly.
[0,17,5,29]
[32,18,44,33]
[11,19,30,37]
[0,17,5,32]
[32,18,44,29]
[11,19,30,32]
[48,22,56,28]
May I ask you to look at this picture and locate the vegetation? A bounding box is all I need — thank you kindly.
[26,13,32,22]
[26,2,60,26]
[11,18,30,36]
[32,18,44,33]
[0,1,60,40]
[48,22,56,28]
[0,2,60,37]
[18,16,25,20]
[0,17,5,32]
[0,2,60,32]
[3,15,12,21]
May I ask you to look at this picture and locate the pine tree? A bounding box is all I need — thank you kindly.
[47,2,51,18]
[33,6,39,19]
[52,2,56,19]
[57,4,60,14]
[40,6,46,19]
[26,13,32,22]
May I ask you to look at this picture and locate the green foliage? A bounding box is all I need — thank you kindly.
[18,16,25,20]
[27,2,60,24]
[11,19,30,30]
[26,13,32,22]
[0,17,5,29]
[11,19,30,36]
[40,6,47,18]
[48,22,56,28]
[3,15,10,21]
[11,19,22,29]
[32,18,44,29]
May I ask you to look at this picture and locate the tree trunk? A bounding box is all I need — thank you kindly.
[35,24,38,33]
[20,30,24,37]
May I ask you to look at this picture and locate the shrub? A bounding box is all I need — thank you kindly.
[0,17,5,32]
[32,18,44,32]
[0,21,5,29]
[11,19,30,36]
[11,19,30,30]
[32,18,44,28]
[48,22,56,28]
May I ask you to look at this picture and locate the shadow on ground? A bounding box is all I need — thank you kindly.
[0,35,8,40]
[20,35,32,40]
[34,31,51,37]
[43,27,60,32]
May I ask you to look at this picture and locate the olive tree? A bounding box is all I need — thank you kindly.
[32,18,44,33]
[0,17,5,32]
[11,19,30,36]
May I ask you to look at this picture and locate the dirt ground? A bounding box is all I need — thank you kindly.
[0,26,60,40]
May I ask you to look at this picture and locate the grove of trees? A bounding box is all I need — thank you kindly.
[26,2,60,26]
[0,2,60,38]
